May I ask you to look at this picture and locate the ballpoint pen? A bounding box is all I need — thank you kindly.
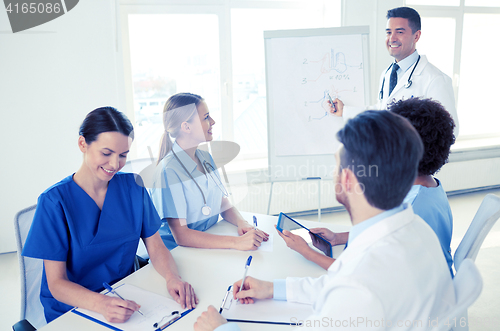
[237,256,252,301]
[327,92,337,113]
[253,215,258,230]
[219,285,232,313]
[102,282,144,315]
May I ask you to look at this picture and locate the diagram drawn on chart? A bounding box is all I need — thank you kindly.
[306,86,352,122]
[302,49,362,83]
[270,33,366,156]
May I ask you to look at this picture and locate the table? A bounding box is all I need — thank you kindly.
[40,212,350,331]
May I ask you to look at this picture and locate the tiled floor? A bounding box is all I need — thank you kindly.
[1,188,499,330]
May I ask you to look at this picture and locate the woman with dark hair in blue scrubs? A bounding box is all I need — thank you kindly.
[22,107,197,324]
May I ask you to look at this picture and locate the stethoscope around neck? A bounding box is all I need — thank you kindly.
[172,149,228,216]
[379,55,421,100]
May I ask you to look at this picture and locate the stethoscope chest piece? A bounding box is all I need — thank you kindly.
[172,148,228,217]
[404,80,413,89]
[202,205,211,216]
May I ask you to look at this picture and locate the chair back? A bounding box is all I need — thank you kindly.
[454,194,500,272]
[13,205,46,329]
[436,259,483,331]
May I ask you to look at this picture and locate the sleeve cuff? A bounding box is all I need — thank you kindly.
[273,279,287,301]
[215,323,241,331]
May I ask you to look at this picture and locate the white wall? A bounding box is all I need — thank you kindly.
[0,0,126,253]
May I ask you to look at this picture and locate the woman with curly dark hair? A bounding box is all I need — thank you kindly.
[390,97,455,276]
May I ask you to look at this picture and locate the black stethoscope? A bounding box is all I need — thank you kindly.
[172,149,228,216]
[379,55,420,100]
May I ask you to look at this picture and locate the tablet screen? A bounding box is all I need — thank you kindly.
[277,212,332,257]
[278,216,313,243]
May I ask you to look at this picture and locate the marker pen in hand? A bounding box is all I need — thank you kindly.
[103,282,144,315]
[237,256,253,301]
[327,93,337,113]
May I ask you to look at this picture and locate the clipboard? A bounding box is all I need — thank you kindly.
[219,285,312,326]
[72,283,194,331]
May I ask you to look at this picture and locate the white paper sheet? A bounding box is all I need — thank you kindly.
[221,292,313,325]
[73,284,191,331]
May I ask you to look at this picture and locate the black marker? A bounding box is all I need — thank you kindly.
[327,93,337,113]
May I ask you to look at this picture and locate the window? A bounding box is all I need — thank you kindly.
[124,11,221,159]
[409,0,500,138]
[464,0,500,6]
[417,17,455,79]
[120,1,341,161]
[231,5,340,157]
[458,12,500,136]
[407,0,459,5]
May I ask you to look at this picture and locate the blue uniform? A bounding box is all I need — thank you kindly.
[150,142,223,250]
[22,173,161,322]
[404,178,454,276]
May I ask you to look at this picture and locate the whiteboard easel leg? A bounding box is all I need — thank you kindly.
[267,181,274,215]
[318,180,321,222]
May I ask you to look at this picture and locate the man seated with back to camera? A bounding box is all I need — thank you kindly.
[194,110,454,331]
[277,98,456,278]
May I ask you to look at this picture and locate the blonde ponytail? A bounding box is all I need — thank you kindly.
[157,131,173,165]
[156,92,203,164]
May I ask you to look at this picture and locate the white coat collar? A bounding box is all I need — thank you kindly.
[328,204,416,274]
[412,54,428,76]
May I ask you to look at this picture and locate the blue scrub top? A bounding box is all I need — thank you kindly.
[150,142,223,250]
[22,173,161,322]
[404,178,454,276]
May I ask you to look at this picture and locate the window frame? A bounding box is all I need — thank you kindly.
[410,1,500,149]
[119,2,231,149]
[119,0,338,161]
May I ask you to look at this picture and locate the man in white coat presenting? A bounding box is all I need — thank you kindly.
[331,7,459,136]
[194,111,455,331]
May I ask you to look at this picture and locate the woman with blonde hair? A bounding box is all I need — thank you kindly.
[151,93,268,250]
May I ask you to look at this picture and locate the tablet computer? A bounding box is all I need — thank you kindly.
[276,212,332,258]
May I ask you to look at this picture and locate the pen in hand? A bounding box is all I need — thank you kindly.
[253,215,258,230]
[219,286,232,314]
[237,256,253,301]
[327,92,337,113]
[102,282,144,316]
